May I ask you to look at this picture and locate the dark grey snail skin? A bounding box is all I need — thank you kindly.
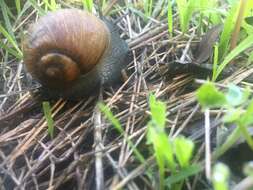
[36,17,129,100]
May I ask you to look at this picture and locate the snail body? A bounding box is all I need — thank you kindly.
[23,9,128,99]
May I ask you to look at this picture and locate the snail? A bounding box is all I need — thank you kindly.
[23,9,129,99]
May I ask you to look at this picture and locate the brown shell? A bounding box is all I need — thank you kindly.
[23,9,110,89]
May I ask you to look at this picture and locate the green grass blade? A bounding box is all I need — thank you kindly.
[149,94,166,128]
[0,0,16,40]
[144,0,153,17]
[218,2,239,60]
[98,103,121,130]
[238,123,253,150]
[50,0,57,10]
[0,24,22,58]
[214,34,253,80]
[213,127,241,160]
[0,41,22,59]
[183,0,197,31]
[176,0,198,33]
[43,0,57,11]
[98,103,145,163]
[43,0,49,11]
[15,0,21,14]
[165,164,201,185]
[42,102,54,139]
[212,43,219,81]
[82,0,94,12]
[176,0,187,32]
[16,1,33,22]
[167,0,173,33]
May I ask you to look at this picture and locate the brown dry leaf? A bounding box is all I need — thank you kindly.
[194,24,223,64]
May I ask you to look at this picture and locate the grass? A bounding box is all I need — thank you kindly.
[1,0,253,189]
[196,82,253,164]
[43,0,57,11]
[101,94,198,189]
[82,0,94,12]
[42,101,54,138]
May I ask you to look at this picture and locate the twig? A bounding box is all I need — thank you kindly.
[204,109,211,180]
[232,176,253,190]
[94,87,104,190]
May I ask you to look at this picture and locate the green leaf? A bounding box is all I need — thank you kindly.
[82,0,94,12]
[165,164,201,185]
[218,1,239,60]
[147,122,176,172]
[212,163,230,190]
[0,40,22,59]
[149,94,166,128]
[167,0,173,33]
[225,84,245,106]
[196,82,227,109]
[42,102,54,139]
[173,136,194,168]
[223,108,242,123]
[176,0,198,32]
[147,124,166,189]
[43,0,58,11]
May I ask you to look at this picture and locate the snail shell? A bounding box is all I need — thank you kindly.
[23,9,128,99]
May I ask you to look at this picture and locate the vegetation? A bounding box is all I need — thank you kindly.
[1,0,253,189]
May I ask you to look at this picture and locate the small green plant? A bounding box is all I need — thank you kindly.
[147,94,174,189]
[196,82,227,108]
[42,101,54,139]
[99,95,199,190]
[212,163,230,190]
[214,0,253,79]
[82,0,94,12]
[147,94,198,190]
[196,82,253,159]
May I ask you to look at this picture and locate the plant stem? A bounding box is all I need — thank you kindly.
[230,0,248,52]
